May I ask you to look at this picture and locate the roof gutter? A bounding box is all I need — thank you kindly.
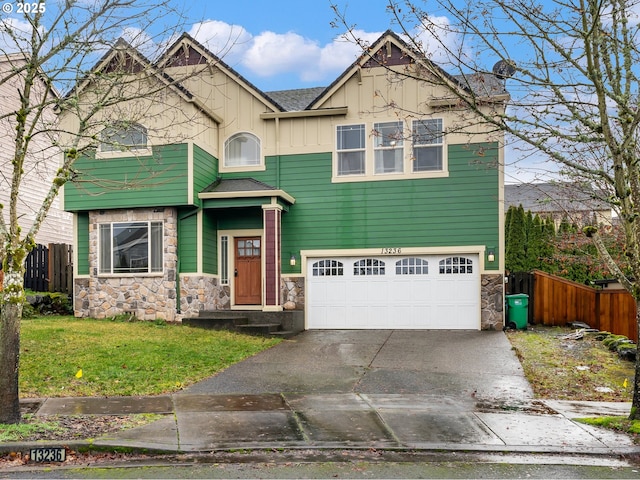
[260,107,348,120]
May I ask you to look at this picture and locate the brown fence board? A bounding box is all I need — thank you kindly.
[23,243,73,295]
[530,270,637,341]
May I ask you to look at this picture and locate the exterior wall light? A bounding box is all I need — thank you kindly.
[487,248,495,263]
[290,255,297,266]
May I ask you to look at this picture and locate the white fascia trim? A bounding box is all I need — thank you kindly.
[200,190,296,205]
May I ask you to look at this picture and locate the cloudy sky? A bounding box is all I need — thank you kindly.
[179,0,396,91]
[0,0,545,182]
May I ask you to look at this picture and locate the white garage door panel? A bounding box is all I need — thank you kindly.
[306,254,480,330]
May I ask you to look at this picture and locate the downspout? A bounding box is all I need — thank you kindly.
[176,207,200,314]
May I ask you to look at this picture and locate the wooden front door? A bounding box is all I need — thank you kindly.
[235,237,262,305]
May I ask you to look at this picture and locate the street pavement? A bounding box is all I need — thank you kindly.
[3,330,639,458]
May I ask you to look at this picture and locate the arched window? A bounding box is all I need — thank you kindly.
[100,122,147,152]
[439,257,473,274]
[224,132,261,167]
[312,259,343,276]
[396,257,428,275]
[354,258,385,275]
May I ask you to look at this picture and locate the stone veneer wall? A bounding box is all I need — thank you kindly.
[281,276,304,310]
[179,275,230,318]
[74,207,179,321]
[481,273,505,330]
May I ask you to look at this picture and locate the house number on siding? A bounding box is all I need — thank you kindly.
[381,248,401,254]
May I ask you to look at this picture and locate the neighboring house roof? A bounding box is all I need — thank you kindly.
[504,182,611,216]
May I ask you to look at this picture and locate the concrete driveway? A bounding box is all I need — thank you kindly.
[183,330,533,404]
[77,329,638,453]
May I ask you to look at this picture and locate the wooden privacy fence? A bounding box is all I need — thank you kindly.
[510,270,637,341]
[23,243,73,295]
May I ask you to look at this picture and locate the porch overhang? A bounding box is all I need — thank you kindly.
[198,178,295,211]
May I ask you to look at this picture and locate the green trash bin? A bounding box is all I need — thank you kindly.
[505,294,528,330]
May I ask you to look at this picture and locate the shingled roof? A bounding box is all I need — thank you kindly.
[265,87,327,111]
[201,177,277,194]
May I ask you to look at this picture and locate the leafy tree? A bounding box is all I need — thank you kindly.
[505,205,526,272]
[334,0,640,418]
[0,0,201,424]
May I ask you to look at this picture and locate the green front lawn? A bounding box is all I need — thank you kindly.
[19,316,281,397]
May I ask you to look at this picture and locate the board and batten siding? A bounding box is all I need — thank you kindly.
[64,143,193,211]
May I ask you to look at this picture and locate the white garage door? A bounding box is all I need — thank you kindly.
[306,254,480,329]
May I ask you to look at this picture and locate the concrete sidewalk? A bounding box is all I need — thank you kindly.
[6,394,638,457]
[4,330,640,457]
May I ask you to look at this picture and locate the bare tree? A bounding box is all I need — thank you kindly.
[333,0,640,419]
[0,0,206,424]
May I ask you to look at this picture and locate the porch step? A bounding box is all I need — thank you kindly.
[236,323,282,335]
[182,316,249,331]
[184,310,304,339]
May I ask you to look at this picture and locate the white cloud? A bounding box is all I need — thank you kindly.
[189,20,253,68]
[0,17,40,54]
[242,31,321,78]
[188,20,384,86]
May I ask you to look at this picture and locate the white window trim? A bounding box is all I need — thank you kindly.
[220,132,266,173]
[97,220,164,277]
[332,120,449,183]
[97,122,151,159]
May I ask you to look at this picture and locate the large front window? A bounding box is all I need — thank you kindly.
[99,221,163,274]
[335,119,446,181]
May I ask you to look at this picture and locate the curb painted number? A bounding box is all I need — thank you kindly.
[29,448,66,463]
[381,248,401,254]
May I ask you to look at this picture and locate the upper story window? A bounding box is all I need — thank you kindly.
[100,122,148,152]
[334,119,447,182]
[224,132,261,167]
[99,221,163,275]
[337,124,365,175]
[374,121,404,174]
[412,119,443,172]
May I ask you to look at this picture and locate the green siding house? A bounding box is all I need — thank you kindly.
[62,31,506,330]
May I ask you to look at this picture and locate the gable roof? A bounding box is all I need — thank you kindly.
[157,33,287,113]
[307,30,508,111]
[504,182,610,215]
